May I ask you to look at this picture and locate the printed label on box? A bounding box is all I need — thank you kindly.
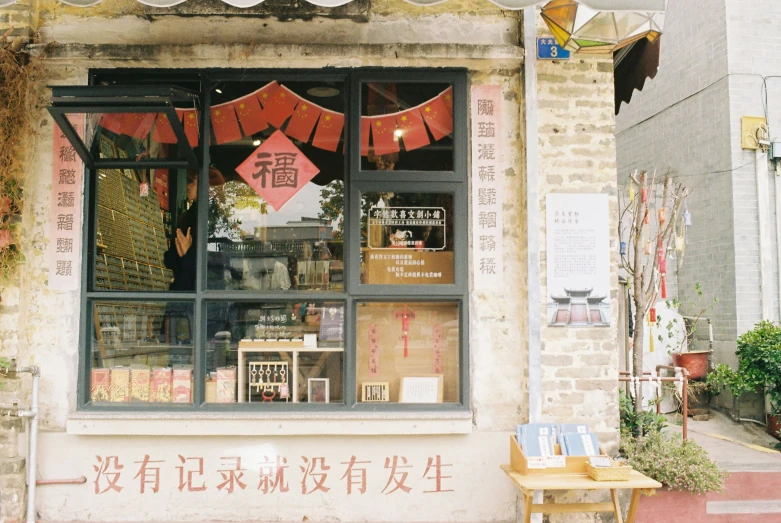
[527,457,547,469]
[545,456,566,468]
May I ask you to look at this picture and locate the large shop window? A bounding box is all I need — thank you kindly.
[59,70,467,411]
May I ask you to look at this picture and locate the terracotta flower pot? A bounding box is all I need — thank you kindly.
[768,414,781,441]
[671,351,710,380]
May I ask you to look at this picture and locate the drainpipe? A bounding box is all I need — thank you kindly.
[3,364,41,523]
[523,8,543,523]
[756,148,773,320]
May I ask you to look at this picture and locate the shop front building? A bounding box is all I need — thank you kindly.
[0,0,635,520]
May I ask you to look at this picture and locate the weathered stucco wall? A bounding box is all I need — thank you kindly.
[0,1,622,520]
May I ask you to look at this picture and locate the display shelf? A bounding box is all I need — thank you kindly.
[237,339,343,403]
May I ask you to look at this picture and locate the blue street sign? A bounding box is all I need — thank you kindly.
[537,37,571,60]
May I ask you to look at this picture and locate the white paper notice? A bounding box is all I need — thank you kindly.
[471,85,504,290]
[545,194,611,327]
[527,457,547,469]
[546,456,566,468]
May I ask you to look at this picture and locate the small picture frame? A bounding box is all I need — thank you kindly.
[308,378,329,403]
[361,382,390,402]
[399,375,444,404]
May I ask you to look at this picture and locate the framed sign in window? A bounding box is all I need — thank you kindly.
[399,375,444,403]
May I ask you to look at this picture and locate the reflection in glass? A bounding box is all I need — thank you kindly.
[206,81,345,291]
[90,301,194,405]
[360,192,454,285]
[360,83,453,172]
[205,301,344,404]
[356,302,459,403]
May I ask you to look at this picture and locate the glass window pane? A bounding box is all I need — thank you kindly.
[206,80,345,291]
[65,110,196,163]
[360,192,454,285]
[205,301,344,404]
[356,302,459,403]
[360,83,453,172]
[94,167,197,291]
[90,300,194,405]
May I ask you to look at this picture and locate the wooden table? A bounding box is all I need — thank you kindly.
[501,464,661,523]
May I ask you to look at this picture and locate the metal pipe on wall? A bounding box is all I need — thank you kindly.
[6,365,41,523]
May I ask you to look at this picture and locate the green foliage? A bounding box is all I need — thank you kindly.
[657,282,717,353]
[736,320,781,391]
[0,357,9,369]
[208,181,267,239]
[620,391,666,437]
[620,430,728,494]
[319,180,344,240]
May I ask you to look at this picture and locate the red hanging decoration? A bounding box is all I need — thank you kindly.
[644,209,650,224]
[649,307,657,323]
[641,187,648,203]
[661,275,667,299]
[659,258,667,274]
[658,207,666,225]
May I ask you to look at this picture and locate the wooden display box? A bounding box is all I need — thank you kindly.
[510,435,607,475]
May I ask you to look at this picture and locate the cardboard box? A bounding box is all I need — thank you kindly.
[90,368,111,403]
[509,435,607,475]
[151,367,172,403]
[172,368,192,403]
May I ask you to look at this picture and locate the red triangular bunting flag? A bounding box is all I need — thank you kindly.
[98,113,123,135]
[255,81,279,109]
[118,113,142,137]
[368,115,400,156]
[420,94,453,140]
[441,86,453,113]
[263,85,299,129]
[210,104,242,145]
[285,101,322,143]
[395,108,429,151]
[151,113,178,144]
[176,109,199,147]
[131,113,156,140]
[361,117,370,157]
[233,93,267,136]
[311,110,344,152]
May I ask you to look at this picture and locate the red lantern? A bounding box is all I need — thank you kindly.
[650,307,657,323]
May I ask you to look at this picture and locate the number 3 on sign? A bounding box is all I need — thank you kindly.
[537,37,571,60]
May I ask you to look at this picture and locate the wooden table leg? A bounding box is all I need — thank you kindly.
[610,489,624,523]
[625,489,641,523]
[522,490,533,523]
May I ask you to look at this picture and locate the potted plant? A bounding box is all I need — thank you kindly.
[708,321,781,439]
[658,283,717,380]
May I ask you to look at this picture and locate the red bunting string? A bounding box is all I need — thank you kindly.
[99,82,453,156]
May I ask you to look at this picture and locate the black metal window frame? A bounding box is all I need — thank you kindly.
[75,68,469,413]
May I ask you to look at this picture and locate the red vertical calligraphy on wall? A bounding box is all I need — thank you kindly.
[134,455,164,494]
[340,456,371,495]
[422,455,454,493]
[93,456,124,494]
[49,116,85,291]
[258,455,289,494]
[176,456,207,492]
[381,456,412,495]
[300,457,330,494]
[217,457,247,493]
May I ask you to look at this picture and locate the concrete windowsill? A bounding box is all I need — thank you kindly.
[66,411,474,436]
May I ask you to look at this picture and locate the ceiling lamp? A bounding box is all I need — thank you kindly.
[541,0,664,54]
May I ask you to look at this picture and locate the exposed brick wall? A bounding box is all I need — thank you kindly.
[616,0,738,368]
[0,285,25,523]
[536,49,621,448]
